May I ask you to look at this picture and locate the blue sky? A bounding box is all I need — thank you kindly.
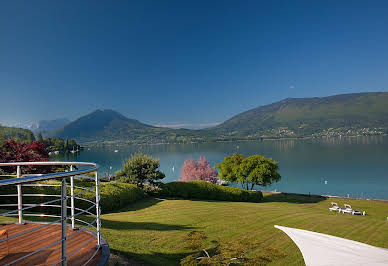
[1,0,388,128]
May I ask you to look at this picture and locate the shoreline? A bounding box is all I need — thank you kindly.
[262,190,388,203]
[80,134,388,147]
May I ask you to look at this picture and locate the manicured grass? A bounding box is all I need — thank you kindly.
[100,194,388,265]
[2,194,388,265]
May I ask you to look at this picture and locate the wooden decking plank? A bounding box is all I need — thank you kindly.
[0,223,101,265]
[8,228,60,255]
[7,224,59,250]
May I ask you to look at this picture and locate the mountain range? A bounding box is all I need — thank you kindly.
[3,92,388,144]
[48,92,388,144]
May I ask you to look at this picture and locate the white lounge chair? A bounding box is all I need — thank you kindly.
[340,204,353,214]
[329,202,340,212]
[340,204,366,215]
[352,210,366,216]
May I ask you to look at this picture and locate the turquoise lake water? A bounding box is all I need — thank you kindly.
[52,136,388,200]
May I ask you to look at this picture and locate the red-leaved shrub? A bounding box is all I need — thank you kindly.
[0,139,50,174]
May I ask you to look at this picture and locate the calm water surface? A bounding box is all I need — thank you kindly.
[53,136,388,200]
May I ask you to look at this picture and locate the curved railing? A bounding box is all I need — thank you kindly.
[0,162,105,265]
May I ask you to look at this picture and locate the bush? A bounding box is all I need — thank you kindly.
[79,182,147,212]
[142,182,163,197]
[115,153,165,187]
[160,181,263,202]
[0,180,147,214]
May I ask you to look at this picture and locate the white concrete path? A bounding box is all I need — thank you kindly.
[275,225,388,266]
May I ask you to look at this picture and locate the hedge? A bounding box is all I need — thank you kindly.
[0,180,147,214]
[160,181,263,202]
[77,182,147,212]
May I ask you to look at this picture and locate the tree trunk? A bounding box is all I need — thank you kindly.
[251,183,254,190]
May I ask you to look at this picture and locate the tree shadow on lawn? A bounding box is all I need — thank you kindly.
[100,218,195,231]
[107,198,164,214]
[109,248,194,266]
[158,194,326,204]
[262,192,326,204]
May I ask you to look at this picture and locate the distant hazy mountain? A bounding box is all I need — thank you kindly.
[51,109,214,143]
[211,92,388,137]
[31,118,70,135]
[52,109,149,139]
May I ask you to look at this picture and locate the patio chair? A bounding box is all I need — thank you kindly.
[329,202,340,212]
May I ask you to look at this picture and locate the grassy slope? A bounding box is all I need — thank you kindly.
[100,194,388,265]
[1,194,387,265]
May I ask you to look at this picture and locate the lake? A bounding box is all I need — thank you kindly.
[52,135,388,200]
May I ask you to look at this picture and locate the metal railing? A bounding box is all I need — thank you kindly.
[0,162,103,266]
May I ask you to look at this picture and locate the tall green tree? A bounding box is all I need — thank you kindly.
[69,140,77,149]
[215,154,281,190]
[64,137,69,151]
[26,132,34,144]
[115,153,165,187]
[53,138,64,151]
[37,132,44,142]
[214,153,244,183]
[240,155,281,190]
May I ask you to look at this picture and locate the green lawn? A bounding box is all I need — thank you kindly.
[2,194,388,265]
[100,194,388,265]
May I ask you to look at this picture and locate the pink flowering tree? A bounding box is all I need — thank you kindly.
[179,157,218,184]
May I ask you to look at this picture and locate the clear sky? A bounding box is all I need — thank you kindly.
[1,0,388,127]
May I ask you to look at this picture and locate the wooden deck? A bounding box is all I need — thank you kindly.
[0,223,101,265]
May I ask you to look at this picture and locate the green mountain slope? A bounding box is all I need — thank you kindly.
[0,126,35,144]
[51,92,388,143]
[52,109,210,143]
[53,109,151,139]
[211,92,388,137]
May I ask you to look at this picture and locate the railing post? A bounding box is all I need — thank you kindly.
[95,171,101,246]
[61,178,67,266]
[16,165,23,224]
[70,165,75,230]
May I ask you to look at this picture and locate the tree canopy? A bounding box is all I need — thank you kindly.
[215,153,281,190]
[40,137,80,152]
[0,126,35,145]
[115,153,165,187]
[0,139,50,174]
[37,132,44,142]
[179,157,218,184]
